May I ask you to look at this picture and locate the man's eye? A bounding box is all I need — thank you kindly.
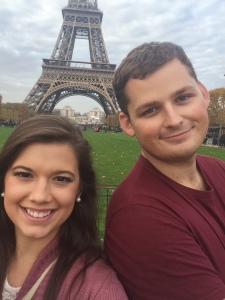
[143,107,158,115]
[13,171,31,178]
[177,95,189,102]
[55,176,72,183]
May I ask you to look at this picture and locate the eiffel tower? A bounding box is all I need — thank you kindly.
[23,0,118,115]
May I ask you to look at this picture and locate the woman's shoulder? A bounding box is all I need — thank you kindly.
[61,257,128,299]
[85,257,119,279]
[80,258,128,299]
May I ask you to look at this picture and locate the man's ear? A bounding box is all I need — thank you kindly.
[198,81,210,108]
[119,112,135,137]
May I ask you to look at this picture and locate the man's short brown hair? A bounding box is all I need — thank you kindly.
[113,42,198,116]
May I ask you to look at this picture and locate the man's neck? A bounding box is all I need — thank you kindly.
[141,151,207,191]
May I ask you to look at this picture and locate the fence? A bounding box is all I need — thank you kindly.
[97,185,117,238]
[98,184,117,206]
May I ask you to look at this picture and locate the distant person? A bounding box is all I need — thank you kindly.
[212,135,218,146]
[0,115,128,299]
[104,42,225,299]
[219,134,225,148]
[203,136,208,145]
[207,133,213,145]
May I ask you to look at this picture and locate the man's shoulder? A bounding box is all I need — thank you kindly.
[197,154,225,186]
[112,155,158,191]
[111,155,152,191]
[107,156,166,215]
[197,154,225,168]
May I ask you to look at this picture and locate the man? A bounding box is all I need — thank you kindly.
[104,42,225,300]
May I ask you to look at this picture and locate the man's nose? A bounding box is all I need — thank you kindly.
[163,106,184,128]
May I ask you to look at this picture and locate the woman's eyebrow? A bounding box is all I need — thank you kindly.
[11,165,32,172]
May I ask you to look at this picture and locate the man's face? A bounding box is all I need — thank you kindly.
[119,58,210,164]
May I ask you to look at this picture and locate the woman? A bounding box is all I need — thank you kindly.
[0,115,127,300]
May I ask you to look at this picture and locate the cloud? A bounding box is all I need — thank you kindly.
[0,0,224,113]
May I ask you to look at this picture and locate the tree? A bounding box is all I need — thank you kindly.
[1,102,29,123]
[105,112,120,127]
[208,88,225,135]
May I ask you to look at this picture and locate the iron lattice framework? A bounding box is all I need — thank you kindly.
[23,0,118,115]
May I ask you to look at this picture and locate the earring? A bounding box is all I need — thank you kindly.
[1,192,4,198]
[76,196,81,203]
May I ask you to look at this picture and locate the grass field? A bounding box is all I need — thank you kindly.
[1,126,225,237]
[0,127,14,150]
[82,129,141,185]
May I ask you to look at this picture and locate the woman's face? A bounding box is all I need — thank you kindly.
[4,142,80,244]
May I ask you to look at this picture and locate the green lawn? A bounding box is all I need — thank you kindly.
[1,126,225,237]
[82,129,141,237]
[82,129,141,186]
[0,127,14,149]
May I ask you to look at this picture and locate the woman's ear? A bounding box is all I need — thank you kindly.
[119,112,135,137]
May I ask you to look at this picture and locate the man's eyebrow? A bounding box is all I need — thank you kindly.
[135,101,160,115]
[171,85,195,98]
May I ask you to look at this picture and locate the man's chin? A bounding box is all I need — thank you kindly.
[143,146,198,164]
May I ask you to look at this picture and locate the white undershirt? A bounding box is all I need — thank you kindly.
[2,278,21,300]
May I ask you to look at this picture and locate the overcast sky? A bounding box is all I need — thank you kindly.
[0,0,224,113]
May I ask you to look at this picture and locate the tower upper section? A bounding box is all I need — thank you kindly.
[68,0,98,10]
[50,0,109,64]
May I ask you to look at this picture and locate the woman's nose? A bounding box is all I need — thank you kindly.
[29,180,52,203]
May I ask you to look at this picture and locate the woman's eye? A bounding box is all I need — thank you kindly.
[13,171,31,178]
[55,176,72,183]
